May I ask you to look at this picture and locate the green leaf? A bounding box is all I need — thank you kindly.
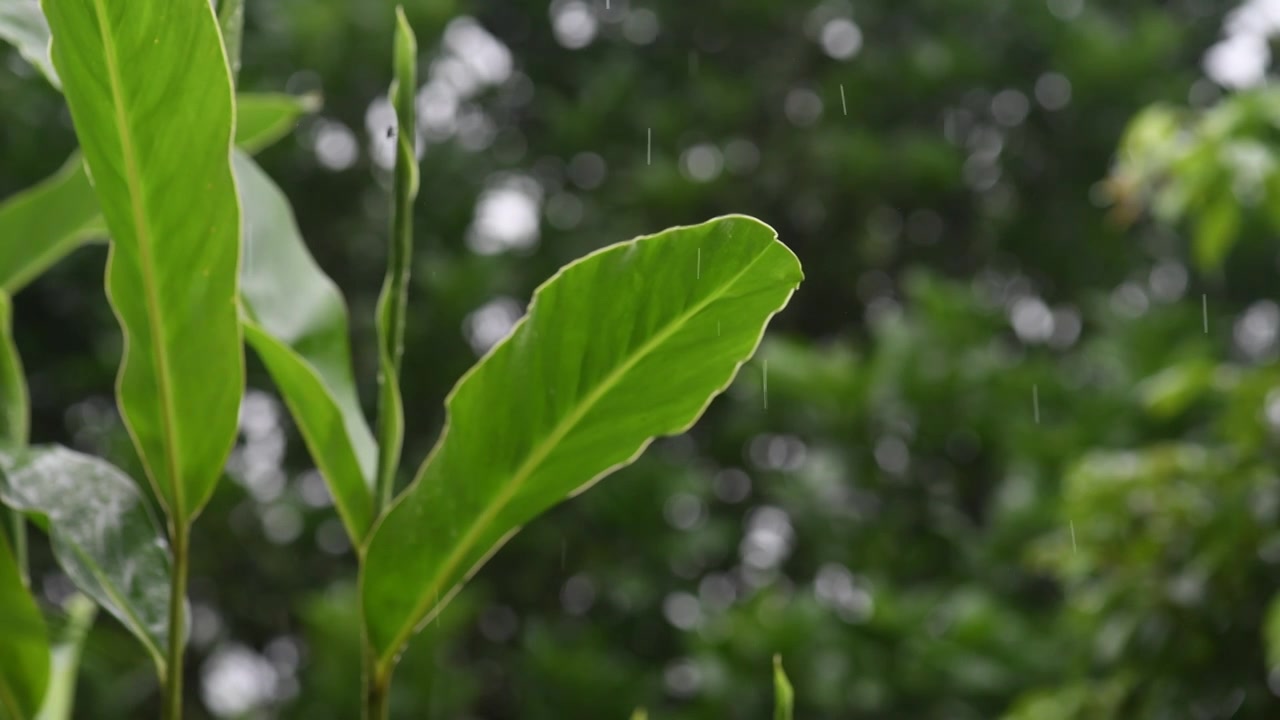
[373,5,419,509]
[361,215,802,671]
[0,92,318,296]
[0,0,58,87]
[0,156,104,296]
[236,151,377,542]
[43,0,243,520]
[0,531,47,720]
[34,595,95,720]
[629,709,648,720]
[0,292,29,586]
[0,446,171,674]
[773,655,794,720]
[234,92,321,155]
[0,293,27,449]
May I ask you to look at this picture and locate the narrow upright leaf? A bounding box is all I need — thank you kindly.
[236,151,377,541]
[34,595,95,720]
[0,532,46,720]
[0,0,58,87]
[42,0,243,520]
[772,655,794,720]
[0,446,171,673]
[373,5,419,509]
[0,92,319,295]
[361,215,802,671]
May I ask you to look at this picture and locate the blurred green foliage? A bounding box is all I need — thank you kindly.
[7,0,1280,717]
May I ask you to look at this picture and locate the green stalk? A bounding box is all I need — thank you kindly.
[365,12,418,720]
[163,519,190,720]
[372,6,418,513]
[362,654,392,720]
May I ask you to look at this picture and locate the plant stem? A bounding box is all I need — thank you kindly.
[362,653,391,720]
[163,518,190,720]
[373,7,419,513]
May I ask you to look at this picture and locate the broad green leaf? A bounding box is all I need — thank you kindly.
[0,93,319,295]
[43,0,243,520]
[373,6,418,509]
[34,595,95,720]
[236,151,376,541]
[361,215,803,671]
[0,446,171,673]
[0,532,46,720]
[772,655,794,720]
[0,0,57,87]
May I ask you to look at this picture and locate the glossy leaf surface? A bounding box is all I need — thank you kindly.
[773,655,794,720]
[0,446,171,672]
[236,151,376,541]
[43,0,243,519]
[361,215,802,671]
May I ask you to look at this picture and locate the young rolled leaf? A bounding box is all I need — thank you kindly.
[373,5,419,509]
[0,446,171,673]
[773,654,794,720]
[0,93,319,295]
[34,595,95,720]
[236,151,377,541]
[361,215,803,672]
[0,531,47,720]
[0,0,58,87]
[42,0,243,520]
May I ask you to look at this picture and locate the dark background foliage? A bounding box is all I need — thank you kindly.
[8,0,1280,717]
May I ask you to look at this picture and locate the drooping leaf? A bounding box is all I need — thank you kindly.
[234,93,321,154]
[0,92,319,295]
[0,531,46,720]
[0,156,105,296]
[43,0,243,520]
[0,0,58,87]
[34,595,95,720]
[361,215,803,671]
[772,655,794,720]
[0,446,171,673]
[373,6,419,509]
[236,151,377,541]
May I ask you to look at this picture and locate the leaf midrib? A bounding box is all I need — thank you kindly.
[378,236,775,668]
[88,0,184,515]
